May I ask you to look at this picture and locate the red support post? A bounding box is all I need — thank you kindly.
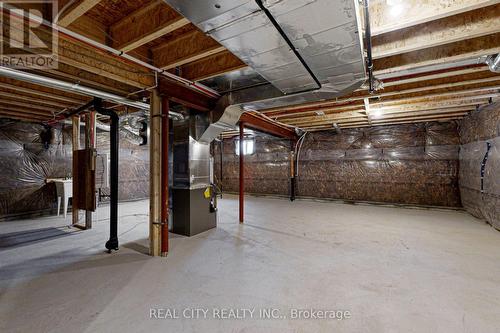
[239,122,244,223]
[161,97,169,256]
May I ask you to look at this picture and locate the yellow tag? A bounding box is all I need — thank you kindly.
[204,187,212,199]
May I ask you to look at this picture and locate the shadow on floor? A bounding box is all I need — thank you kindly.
[0,226,79,250]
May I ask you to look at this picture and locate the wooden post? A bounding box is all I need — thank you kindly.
[239,122,244,223]
[72,115,80,226]
[84,111,96,229]
[149,89,162,256]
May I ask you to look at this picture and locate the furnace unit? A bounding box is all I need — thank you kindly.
[172,112,216,236]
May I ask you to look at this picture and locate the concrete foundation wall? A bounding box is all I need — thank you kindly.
[458,102,500,229]
[215,122,461,207]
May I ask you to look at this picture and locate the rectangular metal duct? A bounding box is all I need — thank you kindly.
[164,0,365,95]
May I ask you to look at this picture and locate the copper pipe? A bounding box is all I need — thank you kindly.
[161,97,169,256]
[239,122,244,223]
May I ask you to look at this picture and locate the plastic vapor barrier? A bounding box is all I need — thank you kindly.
[459,103,500,229]
[215,122,461,207]
[0,119,149,219]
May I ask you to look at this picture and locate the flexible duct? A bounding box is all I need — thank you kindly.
[486,54,500,73]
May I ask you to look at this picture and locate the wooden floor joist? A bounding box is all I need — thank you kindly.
[111,1,190,53]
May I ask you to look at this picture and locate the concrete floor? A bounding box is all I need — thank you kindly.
[1,195,499,333]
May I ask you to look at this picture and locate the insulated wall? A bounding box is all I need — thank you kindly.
[0,119,149,219]
[214,122,461,207]
[459,102,500,229]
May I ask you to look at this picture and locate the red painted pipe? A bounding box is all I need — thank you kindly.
[239,122,244,223]
[161,97,169,255]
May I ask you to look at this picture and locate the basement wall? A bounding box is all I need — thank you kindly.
[214,122,461,207]
[458,102,500,229]
[0,120,149,219]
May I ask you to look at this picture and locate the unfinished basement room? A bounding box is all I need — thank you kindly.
[0,0,499,332]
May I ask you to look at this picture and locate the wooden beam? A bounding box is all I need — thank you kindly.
[158,78,216,112]
[111,1,190,52]
[57,0,102,27]
[153,30,226,70]
[180,50,247,81]
[372,5,500,59]
[239,112,297,139]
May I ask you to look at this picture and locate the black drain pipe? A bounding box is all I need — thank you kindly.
[364,0,375,94]
[94,98,120,252]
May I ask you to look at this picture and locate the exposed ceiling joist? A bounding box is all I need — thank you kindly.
[370,0,499,35]
[0,98,59,112]
[0,110,49,122]
[111,1,190,52]
[57,0,102,27]
[180,51,247,81]
[153,30,226,70]
[372,5,500,59]
[0,81,87,104]
[0,91,74,108]
[374,33,500,75]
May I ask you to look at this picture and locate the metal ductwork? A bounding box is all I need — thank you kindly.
[164,0,366,142]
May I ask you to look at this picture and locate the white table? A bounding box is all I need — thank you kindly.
[47,179,73,218]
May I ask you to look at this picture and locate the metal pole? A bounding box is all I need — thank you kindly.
[290,140,296,201]
[161,97,169,256]
[239,122,244,223]
[220,135,223,196]
[364,0,374,94]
